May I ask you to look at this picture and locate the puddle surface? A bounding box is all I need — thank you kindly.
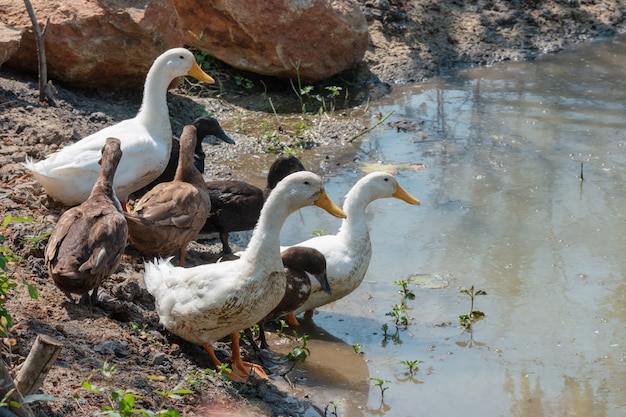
[274,34,626,416]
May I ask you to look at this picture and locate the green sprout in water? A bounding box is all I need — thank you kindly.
[286,334,310,365]
[458,285,487,328]
[369,377,390,399]
[401,359,423,376]
[381,323,389,338]
[386,303,409,328]
[352,344,363,354]
[393,279,415,308]
[281,334,311,380]
[324,400,341,417]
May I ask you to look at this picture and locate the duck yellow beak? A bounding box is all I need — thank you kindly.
[393,184,420,205]
[188,60,215,84]
[314,189,347,218]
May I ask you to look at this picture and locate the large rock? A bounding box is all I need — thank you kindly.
[0,0,185,89]
[0,23,21,67]
[174,0,369,82]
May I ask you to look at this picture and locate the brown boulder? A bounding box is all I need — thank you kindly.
[0,0,185,90]
[0,23,21,67]
[174,0,368,82]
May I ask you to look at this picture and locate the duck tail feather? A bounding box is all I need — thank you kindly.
[143,257,175,294]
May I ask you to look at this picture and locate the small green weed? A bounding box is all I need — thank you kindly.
[234,75,254,90]
[385,303,408,328]
[0,216,39,344]
[369,377,390,399]
[186,367,232,390]
[401,359,423,376]
[77,361,191,416]
[128,321,168,349]
[324,400,341,417]
[274,318,289,338]
[381,323,389,338]
[393,279,415,308]
[286,334,310,365]
[458,285,487,328]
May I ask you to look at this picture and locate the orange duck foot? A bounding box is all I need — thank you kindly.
[229,359,269,383]
[286,312,300,327]
[205,336,269,383]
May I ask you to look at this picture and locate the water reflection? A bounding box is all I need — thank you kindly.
[504,370,609,417]
[277,34,626,416]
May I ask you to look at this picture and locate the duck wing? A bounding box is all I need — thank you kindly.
[46,199,127,292]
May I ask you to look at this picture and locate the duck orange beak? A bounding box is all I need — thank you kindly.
[393,184,420,205]
[188,60,215,84]
[314,189,347,218]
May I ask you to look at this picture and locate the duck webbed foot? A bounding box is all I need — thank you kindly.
[228,333,268,382]
[285,312,300,326]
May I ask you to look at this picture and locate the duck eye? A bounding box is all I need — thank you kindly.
[304,181,310,185]
[384,178,389,182]
[179,55,185,60]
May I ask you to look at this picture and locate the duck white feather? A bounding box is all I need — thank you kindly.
[23,48,214,206]
[286,172,420,316]
[143,171,346,381]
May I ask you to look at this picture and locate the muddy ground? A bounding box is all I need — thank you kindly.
[1,1,625,416]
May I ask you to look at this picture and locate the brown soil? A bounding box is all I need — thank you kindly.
[1,1,624,416]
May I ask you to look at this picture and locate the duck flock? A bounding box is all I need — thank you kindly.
[24,48,420,383]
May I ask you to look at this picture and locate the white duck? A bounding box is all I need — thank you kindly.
[286,171,420,319]
[143,171,346,382]
[23,48,214,207]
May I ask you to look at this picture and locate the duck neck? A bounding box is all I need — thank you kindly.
[89,152,121,208]
[135,64,172,134]
[240,197,290,266]
[174,131,205,188]
[336,186,372,247]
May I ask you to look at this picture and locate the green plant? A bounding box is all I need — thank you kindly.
[186,367,232,390]
[381,323,389,338]
[275,318,289,337]
[324,400,341,417]
[0,388,54,414]
[214,362,233,379]
[352,344,363,354]
[286,334,310,365]
[385,303,408,328]
[291,119,309,137]
[393,279,415,308]
[369,377,390,399]
[78,361,192,416]
[323,86,342,113]
[0,216,39,342]
[401,359,423,376]
[311,228,327,237]
[128,321,168,349]
[458,285,487,328]
[234,75,253,90]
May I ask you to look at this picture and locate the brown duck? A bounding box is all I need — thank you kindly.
[125,124,210,266]
[256,246,330,349]
[201,154,306,254]
[134,116,235,197]
[45,137,128,305]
